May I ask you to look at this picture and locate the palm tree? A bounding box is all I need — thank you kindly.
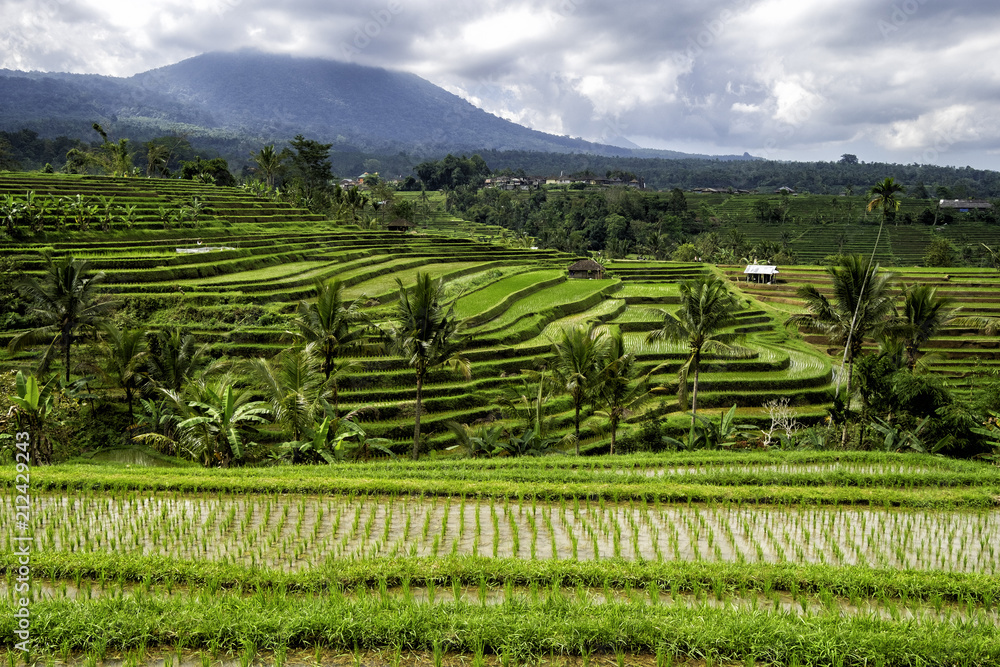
[647,276,747,428]
[9,255,116,382]
[890,284,960,371]
[342,186,369,223]
[96,324,148,423]
[245,344,332,455]
[251,144,283,189]
[145,142,170,177]
[551,324,610,455]
[867,177,905,226]
[890,284,999,371]
[596,329,652,455]
[166,378,271,467]
[787,255,897,405]
[419,187,431,224]
[383,272,471,459]
[144,328,209,393]
[288,279,364,416]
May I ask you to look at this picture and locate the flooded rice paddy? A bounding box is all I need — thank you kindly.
[5,491,997,574]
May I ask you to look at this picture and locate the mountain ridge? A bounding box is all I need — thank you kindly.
[0,50,757,161]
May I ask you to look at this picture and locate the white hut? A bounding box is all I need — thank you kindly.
[744,265,779,284]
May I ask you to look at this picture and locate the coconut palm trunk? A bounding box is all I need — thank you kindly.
[413,368,425,460]
[690,349,702,419]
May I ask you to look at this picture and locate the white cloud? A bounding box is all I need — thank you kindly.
[1,0,999,167]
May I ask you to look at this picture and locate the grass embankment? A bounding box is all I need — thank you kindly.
[7,451,999,506]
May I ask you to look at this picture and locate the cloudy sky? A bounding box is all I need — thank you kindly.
[3,0,1000,169]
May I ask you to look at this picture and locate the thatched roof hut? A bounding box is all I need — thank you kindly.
[386,218,415,232]
[568,259,606,279]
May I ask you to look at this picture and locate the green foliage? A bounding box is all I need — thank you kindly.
[180,157,235,187]
[286,135,333,198]
[923,236,957,267]
[331,415,395,462]
[870,416,952,454]
[166,378,271,467]
[444,420,503,458]
[414,154,490,190]
[595,328,652,455]
[867,176,905,224]
[288,279,365,415]
[787,254,896,409]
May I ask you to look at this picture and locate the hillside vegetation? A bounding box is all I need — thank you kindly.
[0,173,849,459]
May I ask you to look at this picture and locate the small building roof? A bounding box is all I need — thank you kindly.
[568,259,605,271]
[744,265,779,275]
[939,199,993,209]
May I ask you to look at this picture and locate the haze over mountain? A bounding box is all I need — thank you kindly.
[0,50,755,161]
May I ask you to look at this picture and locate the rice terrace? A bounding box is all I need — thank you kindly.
[2,168,1000,667]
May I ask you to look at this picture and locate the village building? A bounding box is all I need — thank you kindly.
[483,176,544,191]
[938,199,993,212]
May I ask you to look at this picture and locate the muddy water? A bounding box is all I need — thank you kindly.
[4,493,999,574]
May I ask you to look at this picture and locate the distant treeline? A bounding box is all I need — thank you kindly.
[471,150,1000,198]
[5,126,1000,200]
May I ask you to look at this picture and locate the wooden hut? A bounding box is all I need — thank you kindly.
[386,219,415,232]
[568,259,606,279]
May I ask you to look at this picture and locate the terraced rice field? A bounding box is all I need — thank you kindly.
[1,174,845,449]
[724,264,1000,389]
[4,452,1000,665]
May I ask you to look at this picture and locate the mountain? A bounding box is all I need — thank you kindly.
[0,50,757,160]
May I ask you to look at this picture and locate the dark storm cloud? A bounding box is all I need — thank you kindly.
[2,0,998,167]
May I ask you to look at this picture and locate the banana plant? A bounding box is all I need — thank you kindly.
[120,204,139,230]
[97,195,118,232]
[157,205,172,229]
[186,197,209,224]
[1,195,25,235]
[495,427,560,457]
[282,415,337,464]
[444,421,503,457]
[7,371,54,463]
[332,417,395,462]
[31,197,52,232]
[170,208,188,228]
[662,404,754,450]
[969,411,1000,465]
[171,382,271,467]
[64,195,97,231]
[870,416,952,454]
